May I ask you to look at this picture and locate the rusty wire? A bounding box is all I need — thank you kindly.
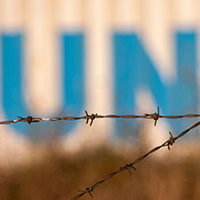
[0,106,200,200]
[70,119,200,200]
[0,106,200,127]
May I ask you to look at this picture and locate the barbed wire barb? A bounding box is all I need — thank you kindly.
[0,106,200,126]
[145,106,160,126]
[85,111,97,126]
[0,107,199,199]
[167,131,175,150]
[70,119,200,200]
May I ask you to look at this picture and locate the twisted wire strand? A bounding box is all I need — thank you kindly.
[0,106,199,200]
[0,107,200,126]
[70,119,200,200]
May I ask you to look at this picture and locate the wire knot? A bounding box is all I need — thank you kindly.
[85,111,97,126]
[167,131,175,150]
[17,116,33,125]
[78,186,93,198]
[145,106,160,126]
[123,163,136,174]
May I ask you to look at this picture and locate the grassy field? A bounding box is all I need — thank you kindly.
[0,143,200,200]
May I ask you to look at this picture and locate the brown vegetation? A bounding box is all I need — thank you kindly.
[0,144,199,200]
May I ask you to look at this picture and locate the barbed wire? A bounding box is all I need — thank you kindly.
[0,106,199,199]
[0,106,200,127]
[70,117,200,200]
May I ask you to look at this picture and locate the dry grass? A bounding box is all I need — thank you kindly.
[0,143,200,200]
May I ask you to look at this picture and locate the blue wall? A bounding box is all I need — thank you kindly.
[0,31,198,138]
[1,33,85,137]
[113,31,198,137]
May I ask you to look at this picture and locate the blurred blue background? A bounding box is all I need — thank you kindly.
[0,0,199,140]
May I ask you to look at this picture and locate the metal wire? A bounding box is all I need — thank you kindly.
[69,107,200,200]
[0,106,199,199]
[70,120,200,200]
[0,106,200,127]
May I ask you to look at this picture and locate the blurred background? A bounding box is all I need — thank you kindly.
[0,0,200,199]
